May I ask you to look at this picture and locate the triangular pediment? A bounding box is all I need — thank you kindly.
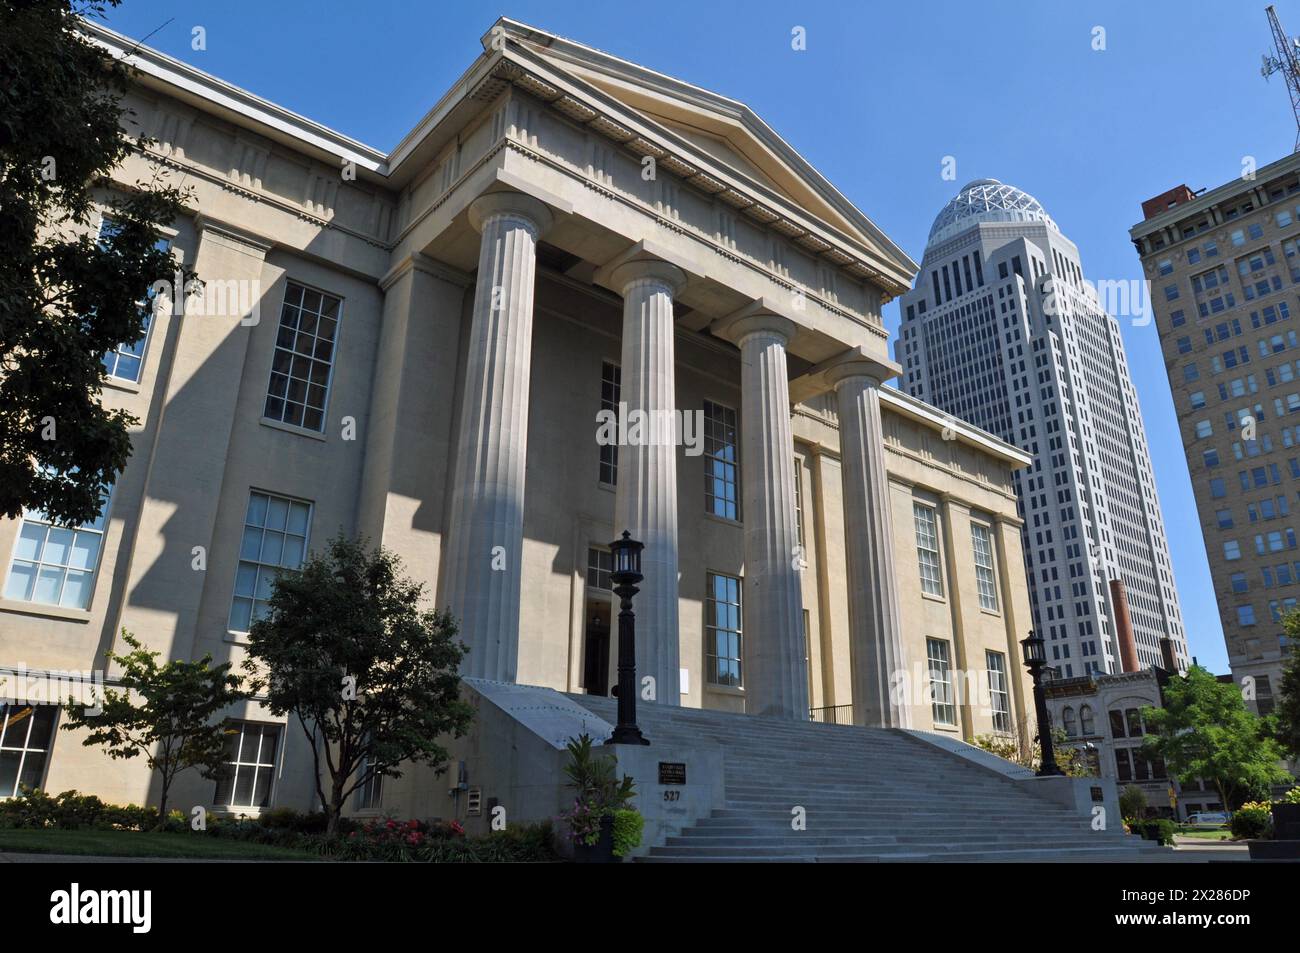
[498,20,915,285]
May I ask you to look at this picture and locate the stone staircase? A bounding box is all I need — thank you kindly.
[570,695,1164,862]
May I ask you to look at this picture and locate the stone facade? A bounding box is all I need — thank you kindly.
[0,19,1034,820]
[1044,670,1224,821]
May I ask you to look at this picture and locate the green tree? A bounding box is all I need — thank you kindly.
[1141,665,1288,811]
[1275,613,1300,762]
[244,535,473,835]
[1119,784,1148,822]
[61,629,248,828]
[1,0,195,525]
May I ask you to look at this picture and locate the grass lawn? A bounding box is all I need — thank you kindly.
[1174,826,1233,842]
[0,828,323,860]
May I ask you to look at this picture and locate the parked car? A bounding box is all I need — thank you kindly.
[1185,811,1229,826]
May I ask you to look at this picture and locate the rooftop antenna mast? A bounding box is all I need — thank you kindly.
[1262,4,1300,150]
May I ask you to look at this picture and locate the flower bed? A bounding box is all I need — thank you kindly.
[0,789,557,862]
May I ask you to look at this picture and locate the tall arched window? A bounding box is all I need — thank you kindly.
[1079,705,1095,736]
[1063,706,1078,737]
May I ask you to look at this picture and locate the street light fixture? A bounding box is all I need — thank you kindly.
[1020,630,1063,777]
[606,531,650,746]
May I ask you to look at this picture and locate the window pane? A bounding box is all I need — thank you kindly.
[67,532,100,571]
[3,562,36,601]
[32,567,63,604]
[59,571,92,609]
[13,523,45,562]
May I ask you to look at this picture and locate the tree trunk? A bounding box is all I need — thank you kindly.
[325,777,345,836]
[153,784,170,833]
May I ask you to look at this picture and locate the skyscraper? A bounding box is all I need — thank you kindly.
[1132,155,1300,714]
[897,179,1188,677]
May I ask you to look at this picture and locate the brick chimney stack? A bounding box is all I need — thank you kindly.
[1109,578,1140,673]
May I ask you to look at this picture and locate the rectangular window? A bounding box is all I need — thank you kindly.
[98,220,169,383]
[1115,749,1133,782]
[4,487,112,610]
[213,722,281,809]
[926,638,955,726]
[705,572,742,688]
[986,651,1010,734]
[599,361,620,485]
[0,703,57,798]
[354,745,383,811]
[970,522,999,611]
[585,546,612,591]
[263,282,342,433]
[913,503,943,596]
[703,400,740,521]
[228,491,312,633]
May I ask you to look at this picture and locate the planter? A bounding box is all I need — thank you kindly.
[1247,839,1300,861]
[571,815,615,864]
[1271,803,1300,841]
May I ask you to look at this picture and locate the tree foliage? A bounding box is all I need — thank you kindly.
[1275,613,1300,762]
[1,0,195,524]
[61,629,248,828]
[244,535,473,834]
[1141,665,1289,811]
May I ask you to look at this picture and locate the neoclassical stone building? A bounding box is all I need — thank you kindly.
[0,19,1036,817]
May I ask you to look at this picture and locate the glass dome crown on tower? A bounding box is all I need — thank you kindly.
[925,178,1058,250]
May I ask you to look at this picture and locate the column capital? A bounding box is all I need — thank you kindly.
[991,512,1025,530]
[594,239,694,297]
[825,357,895,389]
[713,300,796,347]
[607,257,687,296]
[791,346,902,403]
[467,190,554,238]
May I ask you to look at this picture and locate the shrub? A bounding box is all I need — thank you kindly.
[0,789,165,831]
[1230,802,1274,840]
[99,803,158,831]
[1278,785,1300,806]
[1132,819,1177,846]
[611,809,643,858]
[0,788,557,862]
[259,807,330,833]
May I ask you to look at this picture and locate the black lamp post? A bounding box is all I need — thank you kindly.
[606,531,650,746]
[1020,630,1063,777]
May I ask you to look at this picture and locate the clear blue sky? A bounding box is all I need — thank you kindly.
[98,0,1300,674]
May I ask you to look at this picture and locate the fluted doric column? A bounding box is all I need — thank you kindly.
[441,191,552,682]
[733,312,808,719]
[828,363,911,728]
[609,257,686,706]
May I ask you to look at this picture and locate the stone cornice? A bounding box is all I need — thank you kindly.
[480,53,911,299]
[84,18,913,301]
